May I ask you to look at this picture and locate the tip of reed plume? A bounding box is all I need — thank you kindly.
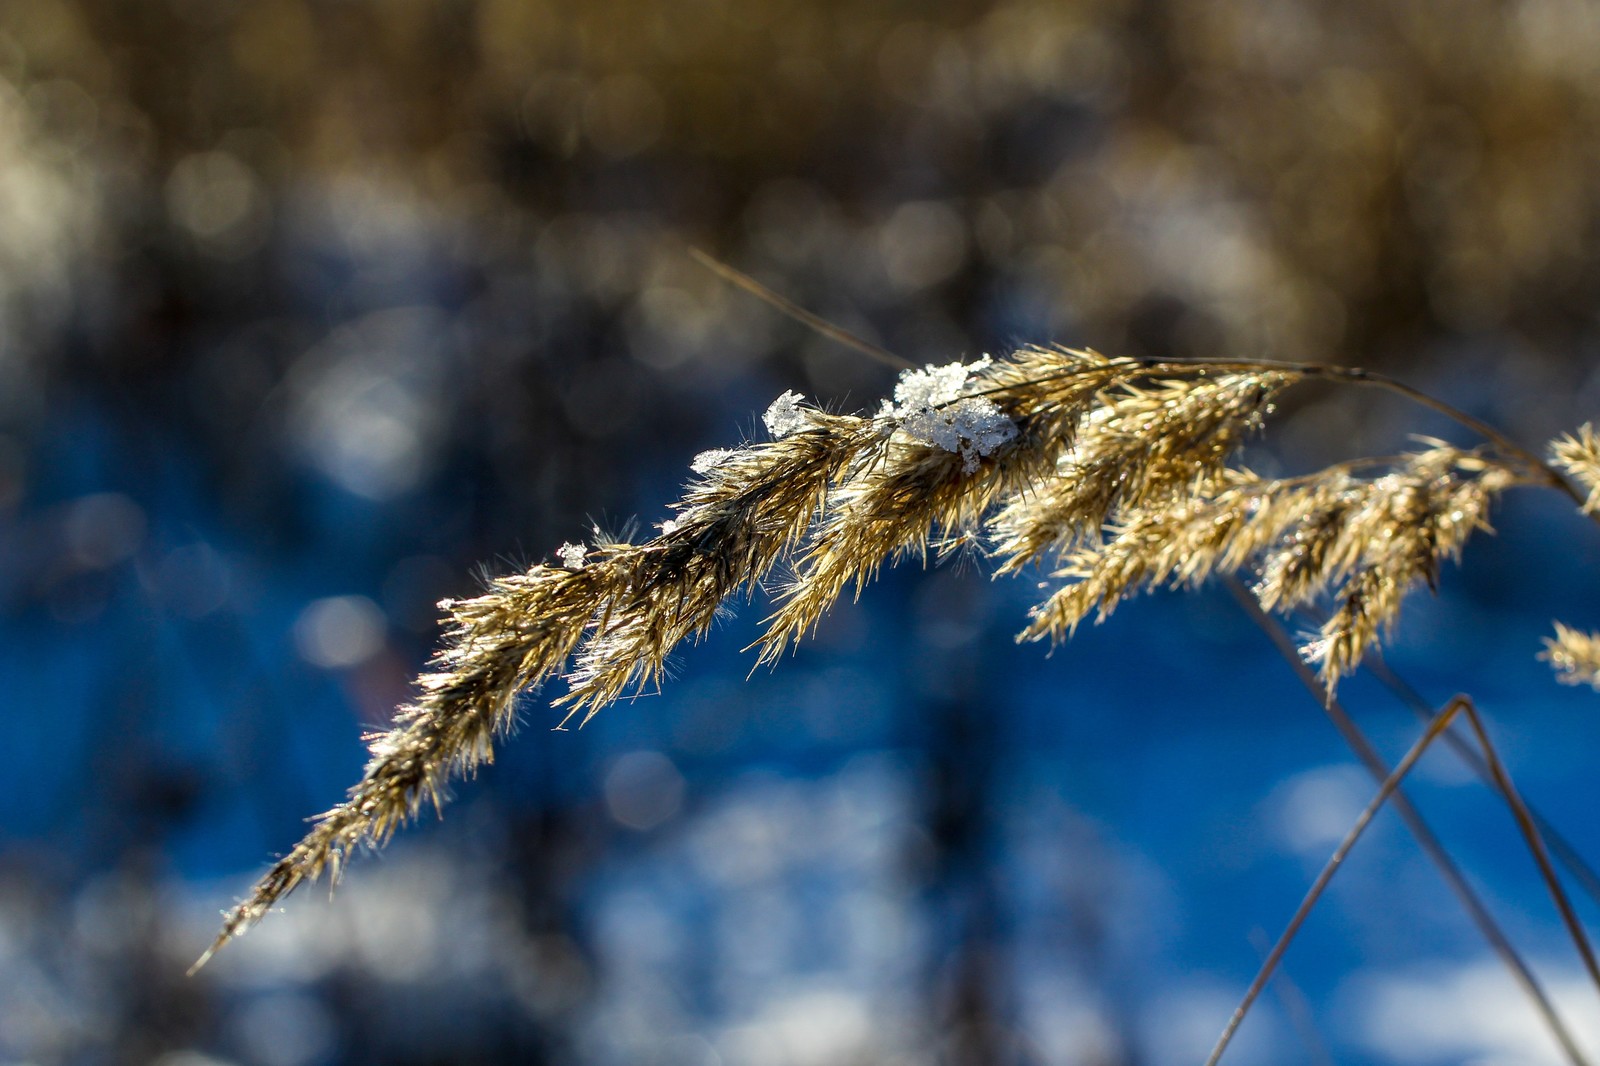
[1542,622,1600,689]
[1550,423,1600,513]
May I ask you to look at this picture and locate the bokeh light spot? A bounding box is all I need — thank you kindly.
[604,750,686,831]
[294,595,387,669]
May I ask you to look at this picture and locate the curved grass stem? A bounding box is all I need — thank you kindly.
[1224,577,1592,1066]
[1454,695,1600,999]
[1204,695,1466,1066]
[1366,652,1600,910]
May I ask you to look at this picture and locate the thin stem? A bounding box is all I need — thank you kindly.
[1224,576,1591,1066]
[1205,696,1465,1066]
[688,249,916,371]
[1366,652,1600,911]
[1246,928,1336,1066]
[1333,370,1578,502]
[1456,696,1600,998]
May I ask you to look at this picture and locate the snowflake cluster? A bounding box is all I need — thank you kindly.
[762,390,809,439]
[880,357,1017,471]
[690,448,740,474]
[758,362,1015,471]
[556,542,587,569]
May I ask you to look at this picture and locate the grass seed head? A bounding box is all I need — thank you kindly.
[199,348,1545,968]
[1551,423,1600,513]
[1542,622,1600,689]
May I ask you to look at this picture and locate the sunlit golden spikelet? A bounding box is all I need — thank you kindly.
[1550,423,1600,514]
[989,454,1126,574]
[198,407,874,967]
[1301,450,1517,690]
[1018,472,1271,641]
[1018,469,1321,642]
[991,372,1295,576]
[757,435,991,663]
[557,413,876,720]
[757,348,1130,663]
[1542,622,1600,689]
[1302,566,1389,691]
[1020,447,1522,672]
[1081,372,1294,502]
[1253,475,1364,612]
[194,560,623,969]
[976,344,1122,447]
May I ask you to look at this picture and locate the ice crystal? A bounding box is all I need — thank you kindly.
[557,542,587,569]
[1299,637,1330,665]
[763,390,809,439]
[691,448,741,474]
[881,357,1017,471]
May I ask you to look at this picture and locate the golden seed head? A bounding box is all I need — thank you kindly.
[198,350,1542,968]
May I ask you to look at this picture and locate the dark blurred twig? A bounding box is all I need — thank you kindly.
[688,249,916,371]
[1247,928,1336,1066]
[1367,651,1600,911]
[1224,576,1590,1066]
[1207,694,1465,1066]
[1452,694,1600,998]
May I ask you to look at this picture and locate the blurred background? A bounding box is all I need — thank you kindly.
[6,0,1600,1062]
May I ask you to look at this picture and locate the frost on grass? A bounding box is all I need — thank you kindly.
[556,542,587,569]
[763,390,810,439]
[691,448,742,474]
[764,362,1018,469]
[881,357,1018,471]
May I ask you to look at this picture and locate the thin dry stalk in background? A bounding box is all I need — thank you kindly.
[1204,691,1600,1066]
[1226,580,1594,1066]
[1204,694,1468,1066]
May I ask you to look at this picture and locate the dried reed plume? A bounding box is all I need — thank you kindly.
[1542,427,1600,692]
[198,343,1592,968]
[195,404,880,969]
